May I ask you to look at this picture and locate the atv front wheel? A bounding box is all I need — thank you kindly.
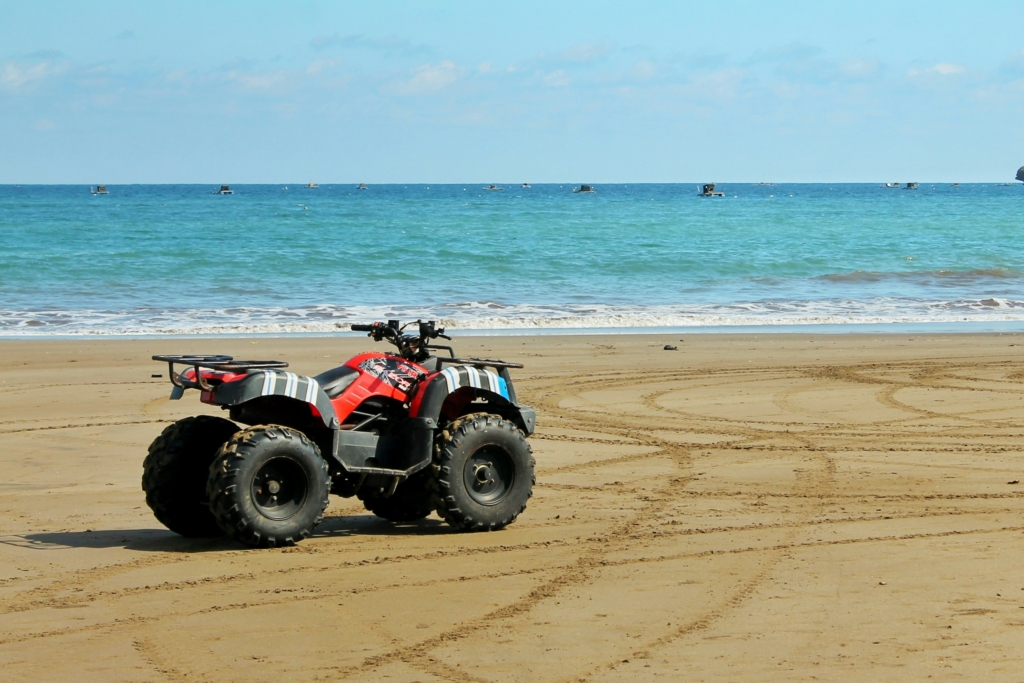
[360,470,434,522]
[142,415,239,537]
[430,414,535,531]
[207,425,330,547]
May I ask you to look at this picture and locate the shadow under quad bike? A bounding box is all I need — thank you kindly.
[144,320,536,547]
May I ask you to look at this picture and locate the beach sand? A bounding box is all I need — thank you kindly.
[2,333,1024,681]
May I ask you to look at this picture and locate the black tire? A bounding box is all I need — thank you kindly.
[430,414,535,531]
[359,470,434,522]
[142,415,239,537]
[207,425,330,548]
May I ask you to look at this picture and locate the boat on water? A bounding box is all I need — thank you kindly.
[522,183,531,188]
[357,183,367,190]
[306,182,319,189]
[91,185,109,195]
[884,182,900,188]
[698,183,724,197]
[1016,166,1024,182]
[904,182,919,190]
[483,184,503,191]
[573,184,596,193]
[214,185,233,195]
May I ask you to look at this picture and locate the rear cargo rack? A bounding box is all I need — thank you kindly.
[153,355,289,391]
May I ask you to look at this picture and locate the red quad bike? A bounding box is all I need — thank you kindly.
[143,320,536,547]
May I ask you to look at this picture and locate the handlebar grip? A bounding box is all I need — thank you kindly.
[351,324,374,332]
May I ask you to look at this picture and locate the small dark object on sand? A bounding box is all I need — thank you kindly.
[1009,480,1020,485]
[664,345,678,351]
[151,374,162,378]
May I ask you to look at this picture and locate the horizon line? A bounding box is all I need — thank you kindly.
[3,181,1021,186]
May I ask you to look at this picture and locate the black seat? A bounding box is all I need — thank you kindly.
[314,366,359,399]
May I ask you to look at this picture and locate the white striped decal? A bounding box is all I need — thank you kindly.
[254,370,327,403]
[442,367,459,393]
[437,366,507,397]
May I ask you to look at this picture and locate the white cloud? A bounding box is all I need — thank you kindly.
[747,43,824,66]
[559,42,613,63]
[628,60,657,81]
[839,59,879,78]
[385,61,461,95]
[683,68,744,101]
[0,60,66,91]
[306,58,341,75]
[543,70,571,87]
[224,69,290,90]
[909,63,966,77]
[165,69,191,86]
[932,63,966,76]
[310,33,431,58]
[1001,49,1024,74]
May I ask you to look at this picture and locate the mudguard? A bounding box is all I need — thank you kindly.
[212,369,339,428]
[412,365,536,436]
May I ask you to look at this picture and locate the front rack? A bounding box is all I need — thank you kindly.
[153,355,289,391]
[413,343,524,370]
[437,356,524,370]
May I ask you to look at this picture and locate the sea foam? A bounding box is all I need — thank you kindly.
[3,298,1024,336]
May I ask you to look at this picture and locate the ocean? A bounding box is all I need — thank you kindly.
[1,183,1022,336]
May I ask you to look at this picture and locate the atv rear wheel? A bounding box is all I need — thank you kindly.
[430,414,534,531]
[359,470,434,522]
[142,415,239,537]
[207,425,330,547]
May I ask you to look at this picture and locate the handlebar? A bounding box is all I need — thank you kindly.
[348,319,519,370]
[349,320,450,361]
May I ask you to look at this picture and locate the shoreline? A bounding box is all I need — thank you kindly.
[4,318,1024,340]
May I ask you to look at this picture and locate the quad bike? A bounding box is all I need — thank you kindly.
[143,320,536,547]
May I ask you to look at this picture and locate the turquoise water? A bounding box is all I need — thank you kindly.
[0,183,1022,335]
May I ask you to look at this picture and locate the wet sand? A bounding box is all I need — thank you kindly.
[2,333,1024,682]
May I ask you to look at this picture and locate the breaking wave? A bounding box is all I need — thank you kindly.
[5,297,1024,336]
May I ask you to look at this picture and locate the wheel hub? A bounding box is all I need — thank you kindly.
[473,463,494,485]
[464,446,515,506]
[252,458,308,520]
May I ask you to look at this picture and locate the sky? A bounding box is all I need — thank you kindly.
[2,1,1024,183]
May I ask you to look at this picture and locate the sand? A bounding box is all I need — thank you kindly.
[1,332,1024,682]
